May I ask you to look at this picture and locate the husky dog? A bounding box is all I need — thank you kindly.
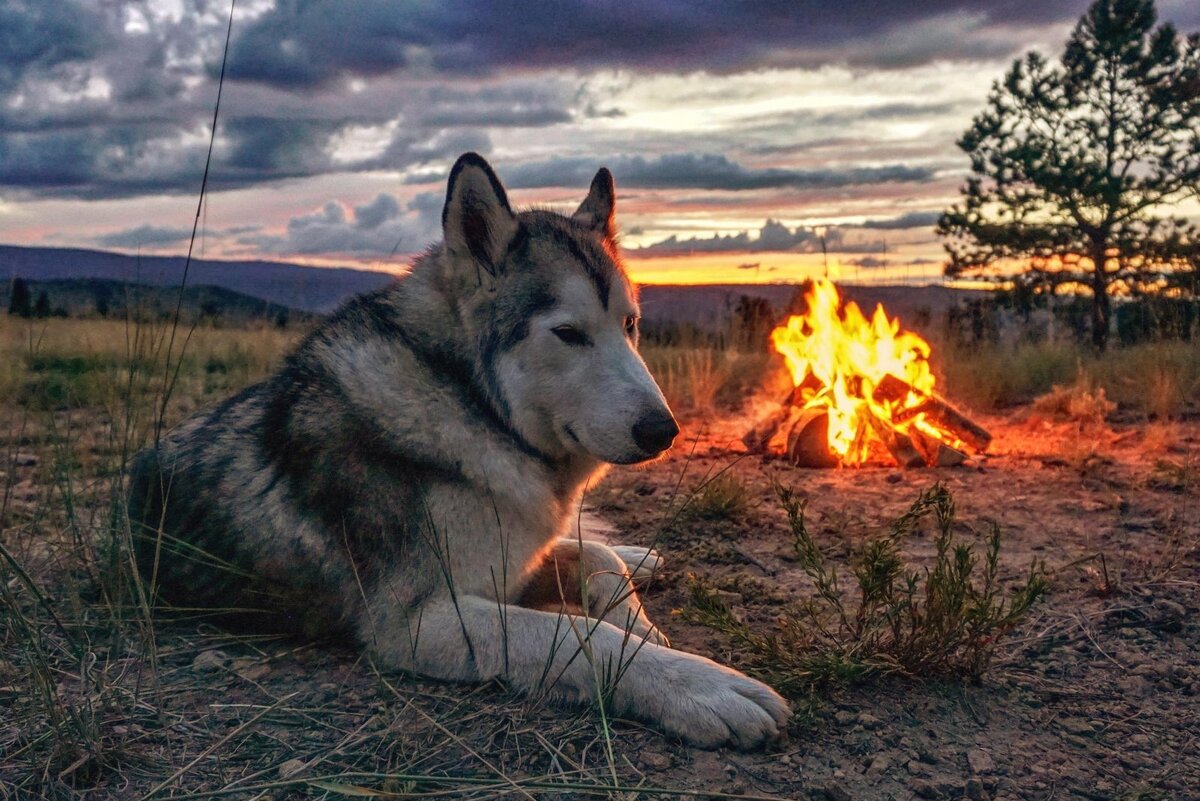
[129,153,789,748]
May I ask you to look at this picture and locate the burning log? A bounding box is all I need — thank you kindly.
[865,411,926,468]
[872,374,992,453]
[786,408,839,468]
[909,427,968,468]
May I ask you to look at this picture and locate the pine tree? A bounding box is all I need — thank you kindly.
[939,0,1200,350]
[8,278,32,318]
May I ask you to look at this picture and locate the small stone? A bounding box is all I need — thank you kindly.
[967,748,996,774]
[231,657,271,681]
[192,649,227,671]
[1156,599,1186,619]
[640,751,670,770]
[965,777,989,801]
[857,713,882,729]
[13,453,38,467]
[866,754,891,777]
[723,762,737,776]
[278,758,306,779]
[911,778,941,799]
[822,781,852,801]
[1059,717,1095,736]
[834,710,856,726]
[906,759,930,777]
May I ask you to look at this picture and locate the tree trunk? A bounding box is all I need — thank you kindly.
[1091,240,1111,352]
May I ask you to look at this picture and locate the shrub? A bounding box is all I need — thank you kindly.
[685,484,1049,699]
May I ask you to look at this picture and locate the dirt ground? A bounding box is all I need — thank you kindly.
[2,402,1198,800]
[586,407,1200,801]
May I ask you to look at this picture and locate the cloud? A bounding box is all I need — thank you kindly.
[224,2,1095,88]
[639,218,898,254]
[844,255,940,268]
[639,219,823,254]
[859,211,942,230]
[0,1,111,92]
[95,224,193,249]
[496,154,932,192]
[242,191,442,256]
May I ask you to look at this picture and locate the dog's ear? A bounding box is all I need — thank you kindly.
[442,153,518,279]
[572,167,616,240]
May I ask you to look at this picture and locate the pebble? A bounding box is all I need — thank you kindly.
[277,758,307,779]
[641,751,671,770]
[191,649,227,671]
[911,778,941,799]
[13,453,38,467]
[866,754,891,777]
[1059,717,1095,736]
[967,747,996,774]
[822,781,852,801]
[906,759,930,777]
[857,712,882,729]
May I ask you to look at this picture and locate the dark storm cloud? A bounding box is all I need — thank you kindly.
[844,255,938,268]
[95,224,193,249]
[0,1,111,91]
[226,1,1095,88]
[496,154,933,192]
[859,211,942,230]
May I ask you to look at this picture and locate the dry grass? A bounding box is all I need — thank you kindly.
[935,338,1200,419]
[640,345,774,415]
[1030,372,1117,426]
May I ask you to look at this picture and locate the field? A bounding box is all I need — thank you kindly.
[2,314,1198,800]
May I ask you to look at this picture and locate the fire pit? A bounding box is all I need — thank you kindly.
[744,280,991,468]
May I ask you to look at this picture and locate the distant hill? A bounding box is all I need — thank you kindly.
[637,283,985,335]
[0,244,985,334]
[1,278,318,327]
[0,245,396,314]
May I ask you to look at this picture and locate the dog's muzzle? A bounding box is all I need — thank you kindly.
[632,412,679,455]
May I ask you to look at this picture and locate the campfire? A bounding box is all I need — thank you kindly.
[744,280,991,468]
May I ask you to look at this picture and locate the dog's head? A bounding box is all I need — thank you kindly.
[439,152,677,465]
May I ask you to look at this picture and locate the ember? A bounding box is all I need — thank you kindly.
[744,280,991,467]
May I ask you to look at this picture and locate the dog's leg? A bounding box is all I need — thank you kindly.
[529,540,666,645]
[368,595,789,749]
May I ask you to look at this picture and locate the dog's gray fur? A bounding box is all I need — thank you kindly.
[129,153,789,748]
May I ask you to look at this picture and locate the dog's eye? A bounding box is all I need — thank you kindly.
[552,325,590,346]
[624,315,638,336]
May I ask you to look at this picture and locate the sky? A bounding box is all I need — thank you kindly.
[2,0,1199,286]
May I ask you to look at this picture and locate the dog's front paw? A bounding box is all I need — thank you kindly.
[633,651,790,749]
[609,545,663,582]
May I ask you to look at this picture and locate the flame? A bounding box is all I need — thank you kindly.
[770,279,943,465]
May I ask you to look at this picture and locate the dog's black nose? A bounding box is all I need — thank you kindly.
[632,412,679,454]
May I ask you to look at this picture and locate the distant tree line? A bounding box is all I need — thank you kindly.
[6,278,61,319]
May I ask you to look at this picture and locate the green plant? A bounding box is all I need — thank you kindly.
[685,484,1049,699]
[682,471,749,521]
